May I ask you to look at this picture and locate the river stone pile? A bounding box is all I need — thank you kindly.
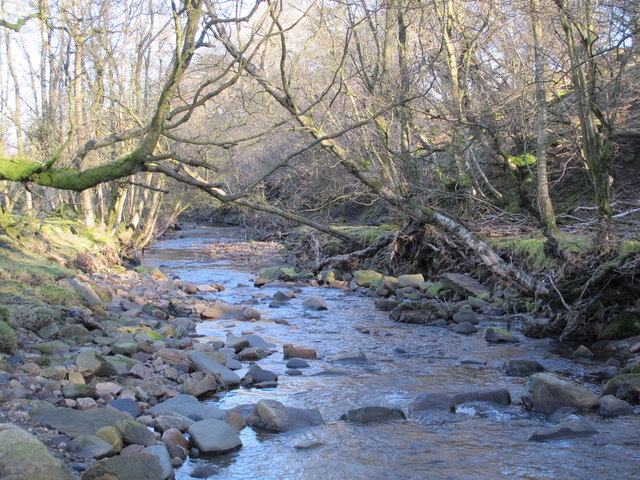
[0,267,332,479]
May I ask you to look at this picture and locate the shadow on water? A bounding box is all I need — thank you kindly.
[145,226,640,480]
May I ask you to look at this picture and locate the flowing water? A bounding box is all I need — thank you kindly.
[144,226,640,480]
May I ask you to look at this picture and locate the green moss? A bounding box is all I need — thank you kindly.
[333,224,398,245]
[426,282,452,298]
[601,312,640,340]
[619,240,640,257]
[507,153,536,169]
[0,305,10,322]
[485,232,591,272]
[352,269,383,287]
[604,373,640,394]
[0,320,17,353]
[619,365,640,375]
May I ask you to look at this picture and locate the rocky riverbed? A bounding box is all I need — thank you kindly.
[1,226,640,480]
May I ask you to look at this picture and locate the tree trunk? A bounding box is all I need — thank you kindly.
[531,0,557,231]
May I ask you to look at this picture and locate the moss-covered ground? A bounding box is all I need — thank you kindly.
[0,213,122,351]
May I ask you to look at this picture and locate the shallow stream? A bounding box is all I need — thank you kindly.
[145,226,640,480]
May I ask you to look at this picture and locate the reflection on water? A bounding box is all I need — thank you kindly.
[145,226,640,480]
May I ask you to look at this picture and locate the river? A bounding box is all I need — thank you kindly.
[144,226,640,480]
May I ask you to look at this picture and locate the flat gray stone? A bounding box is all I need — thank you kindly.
[142,445,173,479]
[599,394,634,417]
[409,393,455,415]
[328,350,367,364]
[188,419,242,453]
[502,359,545,377]
[286,359,310,369]
[69,435,114,459]
[528,419,599,442]
[150,394,225,421]
[247,399,324,432]
[340,406,406,423]
[302,297,329,310]
[116,419,156,446]
[30,405,130,438]
[452,389,511,406]
[440,273,490,297]
[189,350,240,385]
[81,453,163,480]
[453,322,478,334]
[452,310,481,325]
[484,327,519,343]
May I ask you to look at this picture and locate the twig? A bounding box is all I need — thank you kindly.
[544,273,572,310]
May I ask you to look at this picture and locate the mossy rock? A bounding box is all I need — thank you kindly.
[603,373,640,396]
[134,266,169,282]
[601,313,640,340]
[352,270,383,288]
[370,276,385,290]
[619,365,640,375]
[0,424,75,480]
[118,326,163,341]
[319,269,341,283]
[476,292,492,302]
[254,266,298,286]
[426,282,452,298]
[91,284,113,303]
[0,320,17,354]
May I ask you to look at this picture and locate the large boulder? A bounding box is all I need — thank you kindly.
[188,350,240,386]
[522,373,599,414]
[187,419,242,453]
[0,423,75,480]
[247,399,324,432]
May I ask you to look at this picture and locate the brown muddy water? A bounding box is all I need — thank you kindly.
[145,226,640,480]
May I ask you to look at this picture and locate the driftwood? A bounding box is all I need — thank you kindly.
[316,232,396,272]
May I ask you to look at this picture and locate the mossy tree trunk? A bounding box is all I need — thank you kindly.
[554,0,612,226]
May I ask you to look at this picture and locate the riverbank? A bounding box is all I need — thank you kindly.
[1,225,640,479]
